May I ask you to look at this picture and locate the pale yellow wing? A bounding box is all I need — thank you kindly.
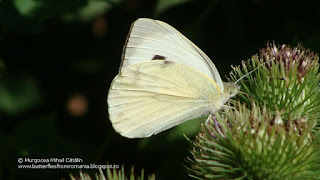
[107,61,222,138]
[121,18,224,92]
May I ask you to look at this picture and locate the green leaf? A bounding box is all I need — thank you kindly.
[166,116,202,141]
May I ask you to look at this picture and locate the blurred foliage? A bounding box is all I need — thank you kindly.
[155,0,194,15]
[1,0,320,179]
[13,0,122,21]
[0,74,43,115]
[0,0,123,33]
[0,58,4,74]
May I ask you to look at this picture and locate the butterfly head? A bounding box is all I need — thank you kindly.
[223,82,240,99]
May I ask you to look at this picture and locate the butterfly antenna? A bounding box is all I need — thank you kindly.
[235,58,275,84]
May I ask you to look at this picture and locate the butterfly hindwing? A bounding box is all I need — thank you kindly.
[108,61,222,138]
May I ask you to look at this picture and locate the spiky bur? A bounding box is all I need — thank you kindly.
[187,104,320,179]
[69,165,156,180]
[186,43,320,179]
[230,43,320,123]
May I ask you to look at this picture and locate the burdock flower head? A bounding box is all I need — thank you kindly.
[186,103,320,179]
[230,42,320,121]
[186,42,320,179]
[260,42,318,80]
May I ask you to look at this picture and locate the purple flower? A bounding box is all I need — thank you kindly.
[260,42,318,79]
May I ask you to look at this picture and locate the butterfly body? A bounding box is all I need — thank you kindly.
[107,18,239,138]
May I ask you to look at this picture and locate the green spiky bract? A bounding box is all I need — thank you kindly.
[230,44,320,122]
[187,43,320,179]
[70,165,156,180]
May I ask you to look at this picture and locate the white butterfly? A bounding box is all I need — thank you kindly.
[107,18,239,138]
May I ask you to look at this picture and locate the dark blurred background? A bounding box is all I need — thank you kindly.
[1,0,320,179]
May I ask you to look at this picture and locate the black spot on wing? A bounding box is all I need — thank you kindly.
[152,55,166,60]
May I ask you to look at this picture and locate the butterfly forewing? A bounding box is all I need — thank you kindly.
[121,18,224,91]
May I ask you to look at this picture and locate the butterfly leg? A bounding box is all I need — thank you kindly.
[205,114,213,125]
